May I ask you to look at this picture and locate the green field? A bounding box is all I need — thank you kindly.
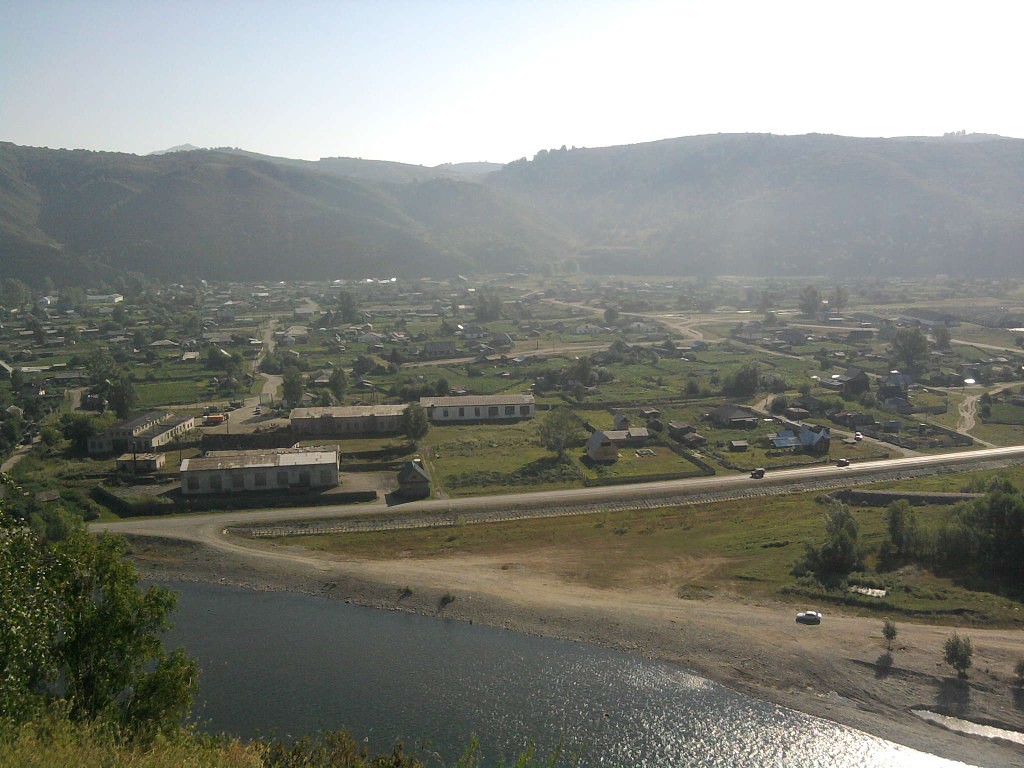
[280,468,1024,625]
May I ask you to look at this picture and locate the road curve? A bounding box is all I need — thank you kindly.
[94,445,1024,544]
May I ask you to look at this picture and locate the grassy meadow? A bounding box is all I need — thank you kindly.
[281,464,1024,625]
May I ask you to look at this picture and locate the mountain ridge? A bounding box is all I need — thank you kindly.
[1,133,1022,285]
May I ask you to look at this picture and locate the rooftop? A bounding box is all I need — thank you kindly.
[420,394,535,408]
[291,405,408,419]
[181,449,338,472]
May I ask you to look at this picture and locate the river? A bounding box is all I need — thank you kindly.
[162,581,971,767]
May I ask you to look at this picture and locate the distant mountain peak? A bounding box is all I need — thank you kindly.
[148,143,203,155]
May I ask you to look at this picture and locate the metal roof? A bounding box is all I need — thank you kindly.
[181,450,338,472]
[291,405,408,418]
[420,394,534,408]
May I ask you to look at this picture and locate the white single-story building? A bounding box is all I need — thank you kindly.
[419,394,535,423]
[179,448,340,495]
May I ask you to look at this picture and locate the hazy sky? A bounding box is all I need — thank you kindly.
[2,0,1020,165]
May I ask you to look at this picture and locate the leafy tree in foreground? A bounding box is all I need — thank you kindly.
[537,408,583,459]
[943,632,974,679]
[0,513,198,733]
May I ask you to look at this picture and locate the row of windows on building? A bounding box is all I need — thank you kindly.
[441,405,531,418]
[184,468,335,492]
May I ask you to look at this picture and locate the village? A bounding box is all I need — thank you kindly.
[2,274,1024,521]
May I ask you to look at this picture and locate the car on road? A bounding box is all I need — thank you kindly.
[796,610,822,625]
[254,406,262,415]
[750,468,766,479]
[836,458,850,467]
[854,431,863,441]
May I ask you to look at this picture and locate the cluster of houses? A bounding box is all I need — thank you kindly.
[585,403,834,464]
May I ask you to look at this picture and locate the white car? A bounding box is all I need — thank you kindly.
[796,610,822,625]
[854,431,863,441]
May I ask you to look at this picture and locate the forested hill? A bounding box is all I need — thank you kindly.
[0,144,570,284]
[488,133,1024,278]
[2,133,1023,285]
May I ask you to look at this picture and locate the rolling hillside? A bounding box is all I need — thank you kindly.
[0,144,570,284]
[488,133,1024,277]
[2,133,1023,285]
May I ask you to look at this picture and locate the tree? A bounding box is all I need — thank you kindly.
[830,285,849,313]
[434,377,449,397]
[934,480,1024,583]
[106,374,137,419]
[537,408,583,459]
[943,632,974,678]
[329,367,348,401]
[401,403,429,443]
[567,356,595,388]
[796,500,864,581]
[932,324,952,350]
[721,362,760,397]
[798,285,822,317]
[86,348,118,386]
[890,327,930,372]
[883,619,898,653]
[336,290,360,323]
[60,413,110,454]
[603,307,619,325]
[474,290,503,322]
[282,367,304,407]
[0,518,197,732]
[886,499,918,559]
[1,278,31,310]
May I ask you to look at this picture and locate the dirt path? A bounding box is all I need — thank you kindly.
[951,388,1001,448]
[959,395,980,434]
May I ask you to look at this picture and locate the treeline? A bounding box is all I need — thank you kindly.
[888,477,1024,586]
[796,477,1024,593]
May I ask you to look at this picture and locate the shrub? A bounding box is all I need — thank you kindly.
[943,632,974,678]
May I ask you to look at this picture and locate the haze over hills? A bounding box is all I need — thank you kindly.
[1,133,1022,286]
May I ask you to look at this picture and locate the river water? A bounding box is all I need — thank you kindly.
[162,581,971,767]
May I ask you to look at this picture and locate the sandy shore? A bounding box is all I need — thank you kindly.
[126,533,1024,768]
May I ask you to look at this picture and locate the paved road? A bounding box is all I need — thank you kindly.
[95,444,1024,544]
